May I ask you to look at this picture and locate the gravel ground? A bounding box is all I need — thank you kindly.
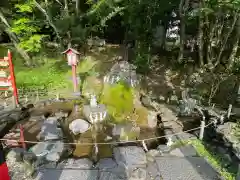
[7,157,35,180]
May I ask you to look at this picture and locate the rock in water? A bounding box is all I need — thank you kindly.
[69,119,90,135]
[46,152,60,162]
[45,141,64,162]
[39,117,63,140]
[30,142,51,157]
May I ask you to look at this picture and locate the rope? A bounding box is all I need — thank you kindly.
[0,121,214,146]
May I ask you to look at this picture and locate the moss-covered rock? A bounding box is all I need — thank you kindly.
[100,83,134,123]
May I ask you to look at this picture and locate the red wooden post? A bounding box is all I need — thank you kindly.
[62,48,80,93]
[7,50,19,105]
[19,125,26,149]
[72,65,77,92]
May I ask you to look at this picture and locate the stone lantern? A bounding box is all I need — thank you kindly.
[83,95,107,124]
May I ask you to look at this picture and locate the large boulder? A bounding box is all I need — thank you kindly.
[113,146,147,180]
[104,61,139,87]
[113,146,147,167]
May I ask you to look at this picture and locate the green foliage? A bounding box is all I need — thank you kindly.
[19,34,47,52]
[134,43,151,73]
[11,18,38,35]
[10,2,46,53]
[15,58,71,90]
[82,75,103,97]
[15,3,33,13]
[77,56,98,75]
[100,83,134,123]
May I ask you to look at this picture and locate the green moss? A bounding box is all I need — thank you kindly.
[82,76,103,97]
[100,83,134,123]
[134,107,148,126]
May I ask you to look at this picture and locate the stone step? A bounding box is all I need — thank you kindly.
[151,156,223,180]
[169,144,198,157]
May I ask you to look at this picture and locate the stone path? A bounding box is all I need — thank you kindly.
[6,144,223,180]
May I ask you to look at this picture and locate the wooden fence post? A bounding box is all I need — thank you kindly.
[237,164,240,180]
[25,95,28,103]
[12,95,16,108]
[199,120,205,140]
[227,104,232,119]
[36,89,39,102]
[19,124,26,149]
[142,140,148,151]
[56,92,60,100]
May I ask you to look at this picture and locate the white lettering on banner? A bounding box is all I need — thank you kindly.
[0,71,7,77]
[0,61,9,67]
[0,80,11,87]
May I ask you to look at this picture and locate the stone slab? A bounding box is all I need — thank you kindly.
[170,144,198,157]
[154,156,223,180]
[113,146,147,167]
[36,169,98,180]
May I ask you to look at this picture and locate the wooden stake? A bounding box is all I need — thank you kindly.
[25,95,28,103]
[227,104,232,119]
[19,124,26,149]
[56,92,60,100]
[199,120,205,140]
[36,89,39,102]
[12,95,16,108]
[237,164,240,180]
[142,140,148,151]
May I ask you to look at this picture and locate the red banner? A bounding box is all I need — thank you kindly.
[0,50,19,105]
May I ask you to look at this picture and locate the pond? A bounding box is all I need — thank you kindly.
[16,93,165,162]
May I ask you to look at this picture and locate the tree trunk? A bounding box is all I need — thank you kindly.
[64,0,71,47]
[198,1,204,66]
[75,0,79,15]
[228,15,240,70]
[214,11,239,67]
[177,0,185,63]
[0,9,31,65]
[207,18,219,65]
[177,0,189,63]
[64,0,70,16]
